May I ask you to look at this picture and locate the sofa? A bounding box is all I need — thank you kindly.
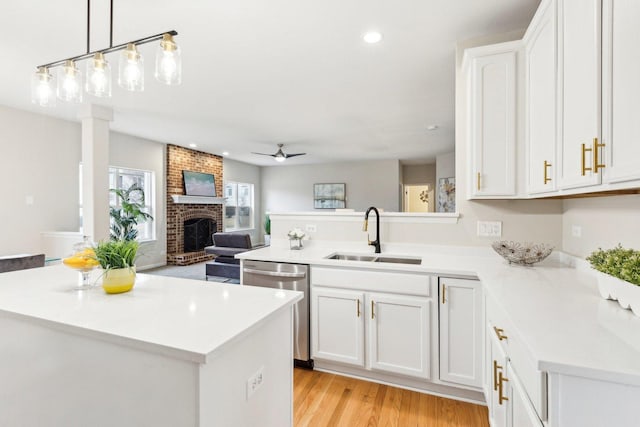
[0,254,45,273]
[204,233,256,281]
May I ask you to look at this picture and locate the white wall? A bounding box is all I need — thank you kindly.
[109,132,166,269]
[261,159,401,213]
[0,106,81,256]
[223,158,263,245]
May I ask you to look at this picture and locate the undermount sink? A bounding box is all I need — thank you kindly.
[325,253,422,265]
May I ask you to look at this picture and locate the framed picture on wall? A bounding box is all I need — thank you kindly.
[313,183,346,209]
[437,177,456,212]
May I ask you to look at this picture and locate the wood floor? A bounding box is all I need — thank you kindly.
[294,369,489,427]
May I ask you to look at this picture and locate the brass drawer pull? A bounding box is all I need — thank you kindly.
[442,284,446,304]
[593,137,605,173]
[371,300,375,319]
[581,143,593,176]
[544,160,552,184]
[357,299,361,317]
[498,371,509,405]
[493,326,508,341]
[477,172,481,191]
[493,360,502,391]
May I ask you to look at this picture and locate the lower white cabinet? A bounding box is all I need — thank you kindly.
[438,277,483,388]
[311,287,365,367]
[487,325,509,427]
[509,361,544,427]
[311,286,431,380]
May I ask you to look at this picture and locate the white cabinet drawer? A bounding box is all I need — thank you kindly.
[487,295,547,421]
[311,266,431,297]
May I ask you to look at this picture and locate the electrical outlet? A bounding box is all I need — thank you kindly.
[572,225,582,238]
[246,367,264,400]
[477,221,502,237]
[305,224,317,233]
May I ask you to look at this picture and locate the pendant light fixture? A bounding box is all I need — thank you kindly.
[31,0,180,106]
[57,60,83,103]
[31,67,56,107]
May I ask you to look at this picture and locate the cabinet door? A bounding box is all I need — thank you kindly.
[602,0,640,184]
[508,362,544,427]
[439,278,483,388]
[526,0,558,195]
[487,325,510,427]
[311,287,365,367]
[556,0,602,190]
[468,48,518,198]
[368,293,431,379]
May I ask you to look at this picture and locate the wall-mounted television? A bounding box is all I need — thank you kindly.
[182,170,217,197]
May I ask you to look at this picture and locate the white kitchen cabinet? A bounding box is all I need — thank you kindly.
[368,292,431,379]
[311,287,365,367]
[464,41,520,198]
[601,0,640,185]
[438,277,483,389]
[556,0,603,190]
[525,0,558,196]
[509,362,544,427]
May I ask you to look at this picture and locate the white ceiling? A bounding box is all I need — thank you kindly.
[1,0,540,166]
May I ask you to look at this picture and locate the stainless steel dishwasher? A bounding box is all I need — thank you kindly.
[241,260,312,368]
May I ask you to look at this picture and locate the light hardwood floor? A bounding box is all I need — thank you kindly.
[294,369,489,427]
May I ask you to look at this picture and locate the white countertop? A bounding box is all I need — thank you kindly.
[238,242,640,386]
[0,265,302,364]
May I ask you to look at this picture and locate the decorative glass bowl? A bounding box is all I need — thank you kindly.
[491,241,554,265]
[63,236,100,289]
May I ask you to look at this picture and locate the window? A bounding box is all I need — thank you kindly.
[109,167,155,241]
[78,165,155,241]
[224,182,254,231]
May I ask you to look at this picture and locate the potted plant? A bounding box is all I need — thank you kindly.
[587,245,640,316]
[288,228,305,250]
[110,184,153,241]
[93,240,139,294]
[264,214,271,246]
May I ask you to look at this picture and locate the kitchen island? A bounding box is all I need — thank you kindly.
[0,265,302,427]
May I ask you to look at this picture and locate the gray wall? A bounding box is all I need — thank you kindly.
[261,159,401,213]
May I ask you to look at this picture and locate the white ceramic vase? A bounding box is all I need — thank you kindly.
[594,270,640,316]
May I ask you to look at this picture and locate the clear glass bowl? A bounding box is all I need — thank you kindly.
[62,236,100,289]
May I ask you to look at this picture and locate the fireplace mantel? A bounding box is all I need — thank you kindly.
[170,195,225,205]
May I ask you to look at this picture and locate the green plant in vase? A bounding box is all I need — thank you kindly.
[93,240,139,294]
[264,213,271,245]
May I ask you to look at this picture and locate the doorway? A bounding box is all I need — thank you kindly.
[403,184,433,213]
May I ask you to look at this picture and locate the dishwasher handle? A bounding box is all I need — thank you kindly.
[243,268,307,279]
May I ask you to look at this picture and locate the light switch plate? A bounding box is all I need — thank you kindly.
[477,221,502,237]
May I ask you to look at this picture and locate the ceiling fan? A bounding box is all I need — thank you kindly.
[252,144,306,162]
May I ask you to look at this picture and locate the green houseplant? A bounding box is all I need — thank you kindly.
[264,213,271,246]
[110,184,154,241]
[587,245,640,316]
[93,240,139,294]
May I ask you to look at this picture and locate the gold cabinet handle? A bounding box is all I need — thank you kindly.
[493,326,508,341]
[498,371,509,405]
[544,160,552,184]
[371,300,375,319]
[593,137,605,173]
[493,360,502,391]
[442,284,446,304]
[477,172,481,191]
[581,143,593,176]
[357,299,361,317]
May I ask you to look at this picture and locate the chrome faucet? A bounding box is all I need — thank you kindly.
[363,206,381,254]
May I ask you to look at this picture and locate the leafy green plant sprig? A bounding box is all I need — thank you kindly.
[110,184,153,241]
[587,244,640,286]
[264,214,271,235]
[93,240,139,271]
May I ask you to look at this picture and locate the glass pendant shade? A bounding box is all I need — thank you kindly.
[86,52,112,97]
[155,33,182,85]
[118,43,144,91]
[57,60,83,103]
[31,67,56,107]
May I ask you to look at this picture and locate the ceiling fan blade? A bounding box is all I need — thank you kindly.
[284,153,306,158]
[251,152,276,157]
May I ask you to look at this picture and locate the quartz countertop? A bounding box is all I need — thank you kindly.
[0,265,302,364]
[237,242,640,386]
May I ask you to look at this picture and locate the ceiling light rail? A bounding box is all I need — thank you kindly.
[31,0,181,107]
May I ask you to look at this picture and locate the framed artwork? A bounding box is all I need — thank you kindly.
[437,177,456,213]
[314,183,346,209]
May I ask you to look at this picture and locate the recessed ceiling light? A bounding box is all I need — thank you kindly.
[363,31,382,44]
[189,143,197,148]
[222,151,229,156]
[426,125,439,131]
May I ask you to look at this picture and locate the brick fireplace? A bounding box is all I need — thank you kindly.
[166,144,223,265]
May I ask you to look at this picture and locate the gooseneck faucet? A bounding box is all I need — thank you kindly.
[363,206,381,254]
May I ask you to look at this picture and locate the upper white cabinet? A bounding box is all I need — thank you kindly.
[438,277,483,389]
[602,0,640,184]
[525,0,558,195]
[556,0,603,190]
[464,41,520,199]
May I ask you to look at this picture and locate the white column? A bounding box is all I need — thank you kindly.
[78,104,113,242]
